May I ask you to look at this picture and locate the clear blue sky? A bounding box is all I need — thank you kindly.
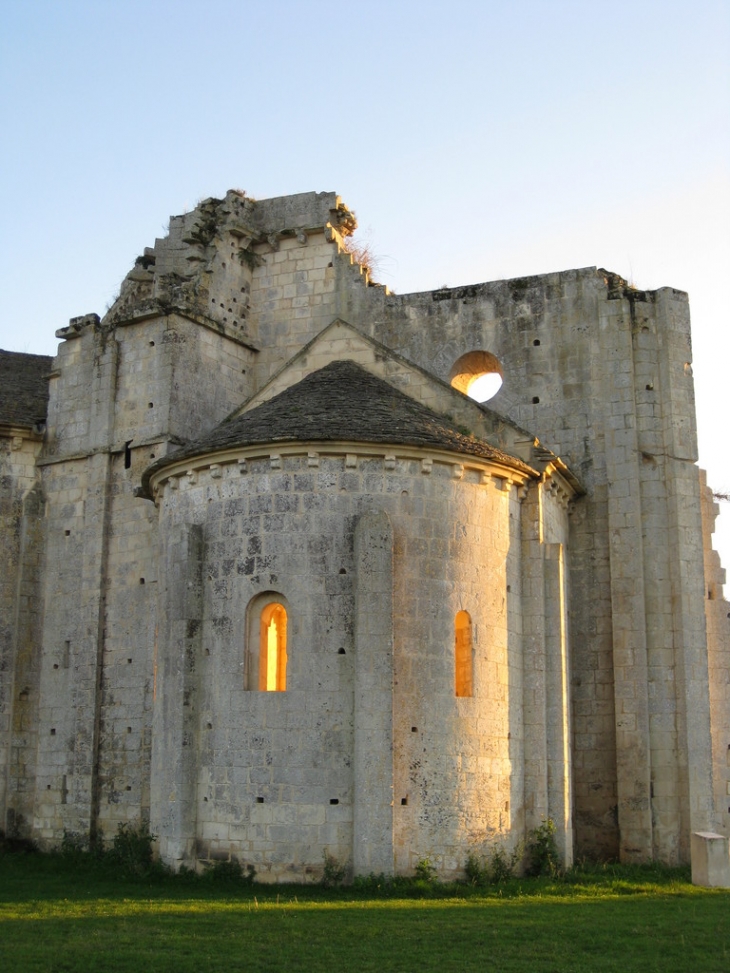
[1,0,729,564]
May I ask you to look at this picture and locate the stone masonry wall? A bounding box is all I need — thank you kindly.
[30,309,253,846]
[336,269,621,856]
[0,432,45,837]
[700,469,730,838]
[151,447,533,881]
[331,268,716,861]
[248,232,343,388]
[520,477,574,862]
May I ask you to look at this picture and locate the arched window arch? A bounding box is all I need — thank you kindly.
[454,610,473,697]
[245,593,288,691]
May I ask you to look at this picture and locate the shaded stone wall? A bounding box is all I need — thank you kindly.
[700,471,730,837]
[0,432,45,837]
[28,310,253,846]
[520,479,574,862]
[353,509,394,875]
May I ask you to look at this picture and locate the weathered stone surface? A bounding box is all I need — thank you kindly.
[691,831,730,887]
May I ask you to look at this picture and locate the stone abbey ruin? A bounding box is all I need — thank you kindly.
[1,190,728,881]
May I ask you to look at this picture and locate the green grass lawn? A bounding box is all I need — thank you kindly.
[1,851,728,973]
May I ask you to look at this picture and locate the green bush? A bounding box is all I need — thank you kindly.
[414,857,436,882]
[60,830,90,860]
[465,852,490,886]
[489,846,518,883]
[352,871,392,892]
[526,819,561,877]
[465,844,520,886]
[106,821,159,877]
[321,852,347,888]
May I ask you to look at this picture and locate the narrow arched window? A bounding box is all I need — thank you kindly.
[259,601,287,691]
[454,610,473,697]
[245,593,288,691]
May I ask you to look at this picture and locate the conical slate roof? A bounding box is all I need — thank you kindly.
[142,360,533,493]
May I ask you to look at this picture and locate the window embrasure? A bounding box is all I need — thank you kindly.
[246,594,288,691]
[455,609,473,697]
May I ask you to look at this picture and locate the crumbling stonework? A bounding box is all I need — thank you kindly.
[1,190,728,880]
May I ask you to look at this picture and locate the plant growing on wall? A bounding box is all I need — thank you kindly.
[525,819,561,877]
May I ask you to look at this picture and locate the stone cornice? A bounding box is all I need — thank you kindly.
[56,306,260,352]
[0,422,45,443]
[143,440,538,503]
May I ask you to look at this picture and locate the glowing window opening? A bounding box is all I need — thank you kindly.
[466,372,503,402]
[259,602,287,691]
[449,350,504,404]
[246,593,289,692]
[455,610,473,697]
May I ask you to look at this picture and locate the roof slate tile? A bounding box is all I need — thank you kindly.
[0,350,53,428]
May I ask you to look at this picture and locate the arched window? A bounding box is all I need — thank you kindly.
[246,594,288,691]
[454,610,473,697]
[259,602,287,691]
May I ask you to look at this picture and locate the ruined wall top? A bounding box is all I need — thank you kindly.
[56,190,357,346]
